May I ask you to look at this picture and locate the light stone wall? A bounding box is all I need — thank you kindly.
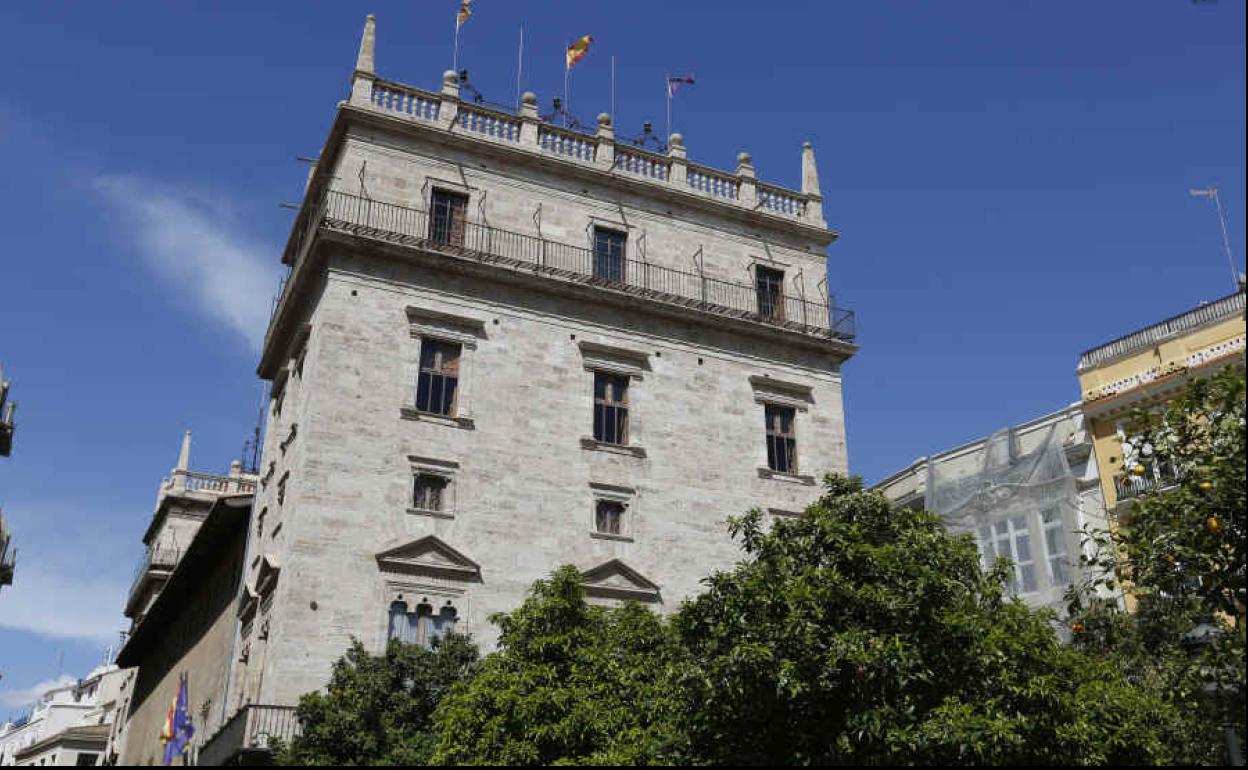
[233,104,852,710]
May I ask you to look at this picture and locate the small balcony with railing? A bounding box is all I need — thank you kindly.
[123,544,182,619]
[1113,456,1182,503]
[197,704,301,766]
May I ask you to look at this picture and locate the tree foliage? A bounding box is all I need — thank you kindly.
[673,475,1182,765]
[274,635,478,766]
[1067,366,1246,765]
[430,566,686,765]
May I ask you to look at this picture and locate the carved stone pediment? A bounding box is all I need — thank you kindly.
[376,535,481,581]
[580,559,661,603]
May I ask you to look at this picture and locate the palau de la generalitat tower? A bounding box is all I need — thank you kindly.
[223,11,856,731]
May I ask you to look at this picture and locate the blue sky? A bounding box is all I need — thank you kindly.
[0,1,1243,709]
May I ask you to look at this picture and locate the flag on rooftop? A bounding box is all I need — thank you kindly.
[457,0,472,28]
[566,35,593,70]
[667,74,695,96]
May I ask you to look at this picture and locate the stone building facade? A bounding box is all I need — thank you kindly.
[199,15,857,760]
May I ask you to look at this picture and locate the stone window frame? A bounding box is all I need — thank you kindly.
[401,305,486,430]
[406,455,459,519]
[381,579,468,651]
[750,375,817,485]
[588,482,636,542]
[578,341,649,458]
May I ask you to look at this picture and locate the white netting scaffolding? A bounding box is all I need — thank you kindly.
[925,426,1080,604]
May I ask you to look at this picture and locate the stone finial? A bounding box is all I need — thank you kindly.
[667,133,687,161]
[355,15,376,74]
[597,112,611,127]
[522,91,537,106]
[176,430,192,471]
[801,141,821,197]
[669,133,684,148]
[735,151,755,180]
[441,69,460,96]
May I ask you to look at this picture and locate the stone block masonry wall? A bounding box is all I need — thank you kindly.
[248,252,847,705]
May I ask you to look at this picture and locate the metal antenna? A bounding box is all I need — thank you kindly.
[1189,187,1240,291]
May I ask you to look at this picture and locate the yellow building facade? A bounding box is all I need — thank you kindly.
[1077,285,1245,514]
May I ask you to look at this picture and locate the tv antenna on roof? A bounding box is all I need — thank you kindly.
[1188,186,1241,292]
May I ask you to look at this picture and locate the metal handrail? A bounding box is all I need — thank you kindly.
[1079,290,1245,370]
[315,190,855,341]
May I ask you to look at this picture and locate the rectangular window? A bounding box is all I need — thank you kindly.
[429,189,469,247]
[595,499,626,535]
[764,404,797,473]
[416,339,461,416]
[755,265,785,322]
[978,515,1037,595]
[413,474,448,512]
[1041,507,1069,587]
[593,372,629,445]
[593,227,627,283]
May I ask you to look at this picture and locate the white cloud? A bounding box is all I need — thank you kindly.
[0,675,77,710]
[92,175,281,352]
[0,565,127,647]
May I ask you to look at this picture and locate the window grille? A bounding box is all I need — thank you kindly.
[416,339,461,416]
[764,404,797,473]
[593,372,629,445]
[978,515,1038,595]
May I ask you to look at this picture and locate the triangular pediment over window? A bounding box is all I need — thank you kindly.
[580,559,661,603]
[376,535,481,581]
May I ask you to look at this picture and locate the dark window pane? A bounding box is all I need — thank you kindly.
[596,500,625,535]
[593,228,626,282]
[765,404,797,473]
[416,339,462,416]
[592,372,629,445]
[429,189,469,246]
[755,265,785,322]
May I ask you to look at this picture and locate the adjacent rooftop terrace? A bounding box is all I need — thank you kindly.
[1077,288,1245,371]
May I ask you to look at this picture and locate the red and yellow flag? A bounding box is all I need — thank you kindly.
[457,0,472,28]
[566,35,592,70]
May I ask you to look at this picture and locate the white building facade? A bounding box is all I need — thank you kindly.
[873,404,1110,614]
[201,16,857,758]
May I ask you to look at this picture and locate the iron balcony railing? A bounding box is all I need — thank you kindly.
[309,190,855,341]
[197,704,301,766]
[1079,289,1245,370]
[1114,457,1182,502]
[124,546,181,614]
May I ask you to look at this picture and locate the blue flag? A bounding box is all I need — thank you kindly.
[162,674,195,765]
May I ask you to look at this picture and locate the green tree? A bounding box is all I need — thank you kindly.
[1067,367,1246,764]
[674,475,1185,765]
[274,634,478,766]
[430,566,687,765]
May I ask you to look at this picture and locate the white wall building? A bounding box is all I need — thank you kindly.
[196,15,858,762]
[872,404,1111,614]
[0,665,126,767]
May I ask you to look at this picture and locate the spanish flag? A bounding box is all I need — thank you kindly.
[457,0,472,28]
[566,35,592,70]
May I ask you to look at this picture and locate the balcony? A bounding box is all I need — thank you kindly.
[286,190,855,343]
[1114,458,1181,502]
[123,545,181,617]
[197,704,301,766]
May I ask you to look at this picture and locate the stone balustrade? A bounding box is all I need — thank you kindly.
[353,74,824,226]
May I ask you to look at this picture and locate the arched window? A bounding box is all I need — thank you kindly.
[387,599,457,648]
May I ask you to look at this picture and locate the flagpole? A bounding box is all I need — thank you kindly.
[452,17,461,73]
[665,74,671,141]
[515,26,524,109]
[611,55,616,127]
[564,51,570,127]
